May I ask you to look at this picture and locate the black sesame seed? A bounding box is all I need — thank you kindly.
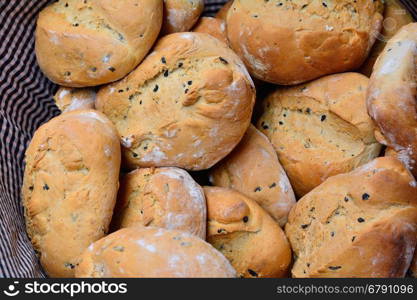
[187,80,193,85]
[301,224,309,229]
[43,184,49,191]
[254,186,262,192]
[243,216,249,223]
[164,70,169,77]
[269,182,277,188]
[108,67,116,72]
[29,186,34,191]
[344,196,349,202]
[219,57,228,64]
[247,269,258,277]
[161,57,166,64]
[321,115,327,122]
[178,62,183,68]
[352,236,356,242]
[328,266,341,271]
[362,193,370,200]
[153,85,159,92]
[132,153,138,158]
[357,217,365,223]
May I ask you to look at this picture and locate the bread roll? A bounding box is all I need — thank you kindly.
[111,167,206,239]
[285,157,417,278]
[367,23,417,177]
[360,0,413,76]
[75,226,237,278]
[96,32,255,171]
[53,87,96,113]
[35,0,163,87]
[193,17,228,45]
[204,187,292,278]
[258,73,381,197]
[216,1,232,21]
[22,110,121,277]
[162,0,204,34]
[411,252,417,277]
[226,0,384,85]
[210,125,296,226]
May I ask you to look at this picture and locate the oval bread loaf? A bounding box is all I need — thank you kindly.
[75,226,237,278]
[285,157,417,278]
[53,87,96,113]
[227,0,384,84]
[96,32,255,171]
[367,23,417,177]
[215,1,232,21]
[22,110,121,277]
[111,167,206,239]
[35,0,163,87]
[162,0,204,34]
[210,125,296,226]
[258,72,382,197]
[205,187,292,278]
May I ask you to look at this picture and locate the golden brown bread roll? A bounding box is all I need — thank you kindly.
[22,110,121,277]
[210,125,296,226]
[111,167,206,239]
[193,17,228,45]
[96,32,255,171]
[53,87,96,113]
[285,157,417,278]
[75,226,237,278]
[35,0,163,87]
[162,0,204,34]
[226,0,384,85]
[215,1,232,21]
[360,0,413,76]
[204,187,292,278]
[367,23,417,177]
[257,73,382,197]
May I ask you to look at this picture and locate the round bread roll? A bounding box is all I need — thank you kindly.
[257,72,382,197]
[204,187,292,278]
[35,0,163,87]
[360,0,413,76]
[367,23,417,177]
[75,226,237,278]
[215,1,232,21]
[162,0,204,34]
[111,167,206,239]
[53,87,96,113]
[285,157,417,278]
[96,32,255,171]
[22,110,121,277]
[210,125,296,226]
[193,17,228,45]
[226,0,384,85]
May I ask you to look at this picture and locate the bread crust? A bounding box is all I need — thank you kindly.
[75,226,237,278]
[35,0,163,87]
[22,110,121,277]
[360,0,413,76]
[193,17,228,45]
[215,1,233,21]
[258,73,381,197]
[367,23,417,177]
[96,32,255,171]
[162,0,204,34]
[205,187,292,278]
[111,167,206,239]
[227,0,384,84]
[210,125,296,226]
[53,87,96,113]
[285,157,417,278]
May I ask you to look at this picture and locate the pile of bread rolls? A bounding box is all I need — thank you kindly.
[22,0,416,278]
